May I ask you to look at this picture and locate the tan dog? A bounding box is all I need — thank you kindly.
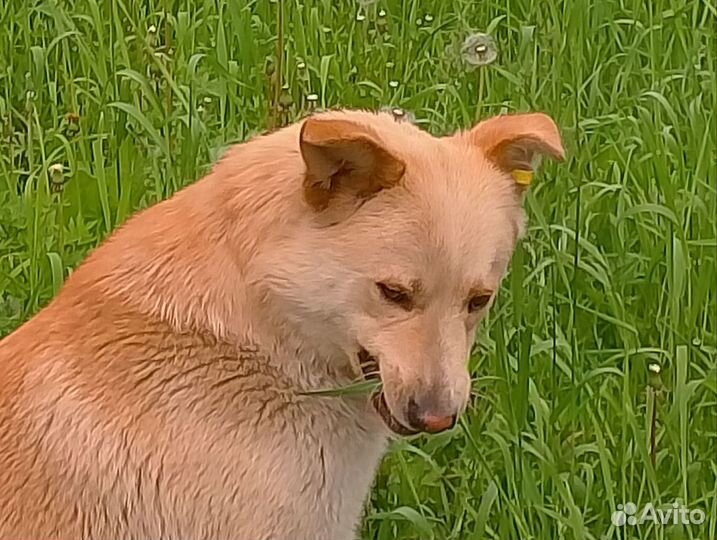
[0,109,563,539]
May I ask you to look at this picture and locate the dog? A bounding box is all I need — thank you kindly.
[0,109,563,539]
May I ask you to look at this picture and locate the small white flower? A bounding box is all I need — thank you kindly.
[388,80,399,88]
[306,93,319,102]
[648,364,661,374]
[380,106,416,124]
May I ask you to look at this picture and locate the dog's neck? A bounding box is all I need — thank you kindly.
[62,136,354,389]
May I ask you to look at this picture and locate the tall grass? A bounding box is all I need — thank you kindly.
[0,0,715,538]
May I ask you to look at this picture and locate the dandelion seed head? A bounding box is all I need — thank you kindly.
[48,163,67,192]
[460,32,498,67]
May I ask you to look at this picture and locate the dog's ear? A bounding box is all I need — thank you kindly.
[300,117,405,212]
[469,113,564,189]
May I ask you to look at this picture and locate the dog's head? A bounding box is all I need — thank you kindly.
[260,110,563,435]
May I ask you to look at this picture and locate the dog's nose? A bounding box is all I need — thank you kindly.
[420,413,457,433]
[406,398,457,433]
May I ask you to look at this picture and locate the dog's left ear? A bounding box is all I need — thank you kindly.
[300,117,405,212]
[469,113,565,189]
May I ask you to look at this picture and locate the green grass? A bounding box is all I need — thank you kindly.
[1,0,715,538]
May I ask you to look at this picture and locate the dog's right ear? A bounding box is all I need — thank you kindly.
[300,117,405,212]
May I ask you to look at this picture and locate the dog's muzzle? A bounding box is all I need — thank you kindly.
[358,347,419,436]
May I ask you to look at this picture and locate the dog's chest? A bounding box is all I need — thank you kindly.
[20,332,390,539]
[30,395,387,540]
[142,399,389,540]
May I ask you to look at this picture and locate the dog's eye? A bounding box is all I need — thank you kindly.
[376,282,413,310]
[467,294,492,313]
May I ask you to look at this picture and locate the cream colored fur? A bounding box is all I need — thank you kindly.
[0,109,563,539]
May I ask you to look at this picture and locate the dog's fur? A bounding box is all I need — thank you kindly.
[0,109,563,539]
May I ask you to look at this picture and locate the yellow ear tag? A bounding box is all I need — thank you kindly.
[512,169,533,186]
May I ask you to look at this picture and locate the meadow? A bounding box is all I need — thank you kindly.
[0,0,715,538]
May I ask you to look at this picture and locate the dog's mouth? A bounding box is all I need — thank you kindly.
[358,347,419,437]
